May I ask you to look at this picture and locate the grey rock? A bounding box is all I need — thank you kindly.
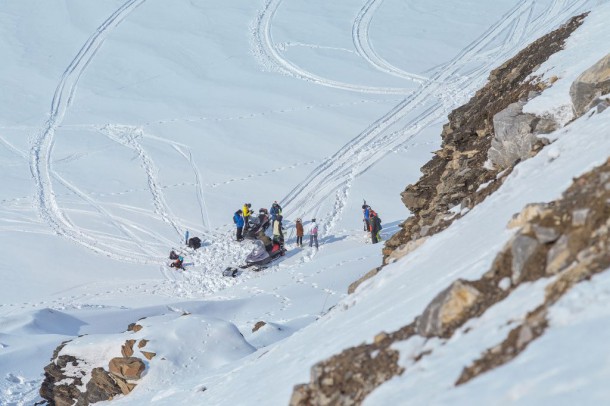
[511,235,540,283]
[570,54,610,117]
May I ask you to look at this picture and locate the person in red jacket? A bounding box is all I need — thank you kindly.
[295,218,304,247]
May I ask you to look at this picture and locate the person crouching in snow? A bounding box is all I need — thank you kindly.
[170,255,184,270]
[233,209,245,241]
[295,218,304,247]
[309,219,319,249]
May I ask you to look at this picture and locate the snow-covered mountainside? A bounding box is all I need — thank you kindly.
[0,1,608,405]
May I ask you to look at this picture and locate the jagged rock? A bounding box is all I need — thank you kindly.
[78,367,122,404]
[40,353,83,406]
[137,339,148,349]
[488,100,556,170]
[570,53,610,117]
[511,235,540,283]
[127,323,143,333]
[121,339,136,358]
[108,357,145,381]
[141,351,156,360]
[416,280,481,337]
[401,187,427,211]
[252,321,266,333]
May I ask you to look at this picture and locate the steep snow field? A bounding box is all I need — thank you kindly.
[0,0,607,404]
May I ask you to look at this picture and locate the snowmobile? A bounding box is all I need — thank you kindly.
[223,240,285,276]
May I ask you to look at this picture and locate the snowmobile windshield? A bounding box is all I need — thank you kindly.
[246,241,270,264]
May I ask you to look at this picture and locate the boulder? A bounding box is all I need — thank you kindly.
[416,280,481,337]
[546,235,572,275]
[488,101,556,170]
[109,357,145,381]
[570,54,610,117]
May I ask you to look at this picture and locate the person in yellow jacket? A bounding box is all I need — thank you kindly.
[242,203,252,229]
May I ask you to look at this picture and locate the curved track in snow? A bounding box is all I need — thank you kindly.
[29,0,155,264]
[352,0,428,83]
[252,0,415,95]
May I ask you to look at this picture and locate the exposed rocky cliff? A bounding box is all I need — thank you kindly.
[291,14,610,406]
[382,14,586,264]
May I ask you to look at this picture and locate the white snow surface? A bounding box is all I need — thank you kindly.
[0,0,609,405]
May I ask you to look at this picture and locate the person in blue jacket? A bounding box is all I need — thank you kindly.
[362,204,371,231]
[269,201,282,221]
[233,209,245,241]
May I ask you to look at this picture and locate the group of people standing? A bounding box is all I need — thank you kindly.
[362,203,382,244]
[233,201,319,249]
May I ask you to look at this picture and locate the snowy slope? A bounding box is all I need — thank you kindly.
[0,0,607,405]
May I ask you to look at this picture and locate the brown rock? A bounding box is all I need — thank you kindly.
[252,321,267,333]
[138,339,148,348]
[416,280,481,337]
[141,351,156,360]
[121,339,136,358]
[109,357,145,381]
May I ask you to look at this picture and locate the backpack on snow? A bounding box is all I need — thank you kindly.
[188,237,201,249]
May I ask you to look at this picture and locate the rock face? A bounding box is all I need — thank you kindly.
[488,99,556,170]
[416,280,481,338]
[291,153,610,404]
[382,14,586,269]
[570,53,610,117]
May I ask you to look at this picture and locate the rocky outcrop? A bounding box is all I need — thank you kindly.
[381,14,586,267]
[289,325,415,406]
[40,322,150,405]
[291,153,610,403]
[570,53,610,117]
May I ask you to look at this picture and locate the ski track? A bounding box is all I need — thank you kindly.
[352,0,428,83]
[10,0,592,301]
[99,125,185,239]
[29,0,151,264]
[252,0,415,95]
[279,0,590,238]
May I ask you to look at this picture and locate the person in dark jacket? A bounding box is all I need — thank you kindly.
[233,209,245,241]
[269,201,282,221]
[370,211,382,244]
[258,208,270,232]
[295,218,304,247]
[170,255,184,270]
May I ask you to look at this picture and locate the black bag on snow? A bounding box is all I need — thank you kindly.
[188,237,201,249]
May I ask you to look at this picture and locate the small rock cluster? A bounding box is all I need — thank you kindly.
[39,322,150,405]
